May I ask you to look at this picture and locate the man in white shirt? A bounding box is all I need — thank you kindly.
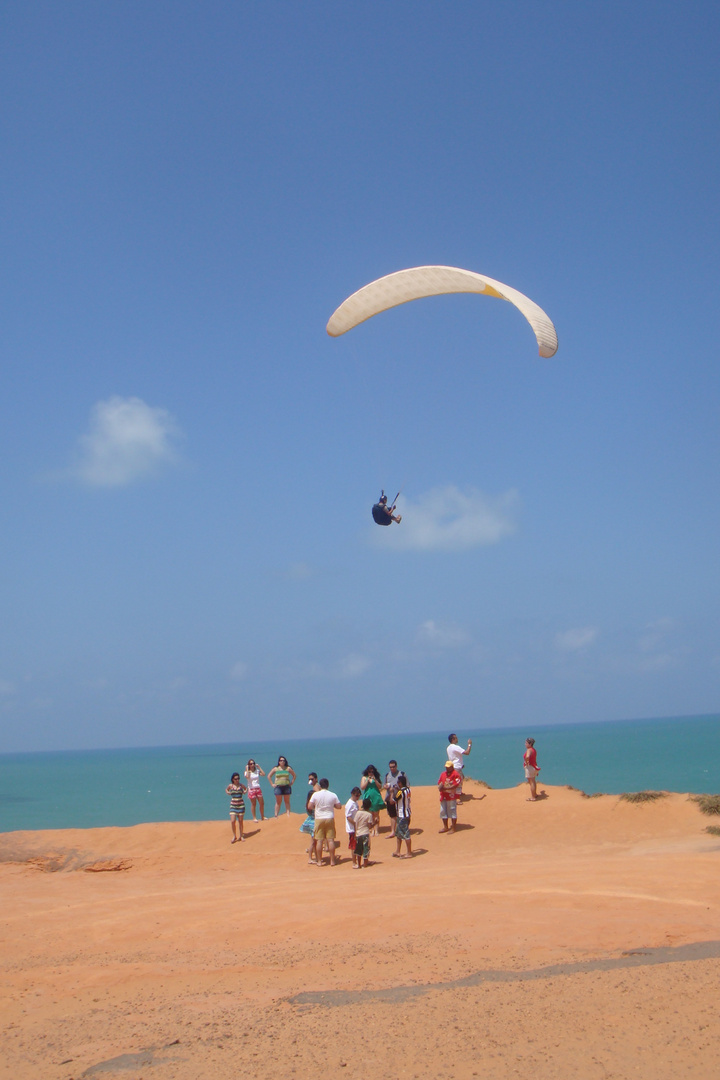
[446,733,472,796]
[309,778,342,866]
[384,760,402,840]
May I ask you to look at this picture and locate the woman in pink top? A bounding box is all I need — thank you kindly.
[523,738,540,801]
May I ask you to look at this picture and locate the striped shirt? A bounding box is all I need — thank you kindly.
[396,787,411,818]
[227,784,246,813]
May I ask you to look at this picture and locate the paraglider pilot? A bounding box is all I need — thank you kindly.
[372,491,402,526]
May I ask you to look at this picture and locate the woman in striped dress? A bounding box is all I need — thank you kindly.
[226,773,247,843]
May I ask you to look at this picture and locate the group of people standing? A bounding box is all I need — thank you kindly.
[225,733,541,848]
[299,761,413,867]
[224,755,298,842]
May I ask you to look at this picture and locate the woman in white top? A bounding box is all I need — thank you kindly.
[244,758,266,821]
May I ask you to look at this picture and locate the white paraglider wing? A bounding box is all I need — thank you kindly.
[326,265,558,358]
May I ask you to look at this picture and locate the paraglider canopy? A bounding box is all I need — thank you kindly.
[327,265,558,358]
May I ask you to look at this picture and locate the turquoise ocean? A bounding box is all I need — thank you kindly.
[0,713,718,833]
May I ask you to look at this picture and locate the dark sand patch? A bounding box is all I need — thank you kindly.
[289,939,720,1007]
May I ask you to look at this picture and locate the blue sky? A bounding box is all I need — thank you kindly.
[1,1,718,752]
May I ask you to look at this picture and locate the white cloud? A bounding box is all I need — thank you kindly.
[166,676,188,691]
[636,652,679,672]
[284,562,314,580]
[638,617,674,653]
[282,653,371,681]
[371,485,518,552]
[30,696,53,711]
[70,396,181,487]
[336,653,371,679]
[555,626,598,652]
[417,620,470,649]
[635,618,684,672]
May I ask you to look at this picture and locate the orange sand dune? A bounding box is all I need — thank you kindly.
[1,782,719,1080]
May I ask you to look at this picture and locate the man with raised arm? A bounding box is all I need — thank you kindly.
[446,733,472,797]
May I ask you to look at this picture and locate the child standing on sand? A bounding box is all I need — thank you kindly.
[301,773,321,864]
[345,787,362,867]
[393,774,412,859]
[353,798,374,868]
[524,738,540,801]
[226,773,247,844]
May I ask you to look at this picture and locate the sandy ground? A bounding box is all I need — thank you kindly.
[1,781,719,1080]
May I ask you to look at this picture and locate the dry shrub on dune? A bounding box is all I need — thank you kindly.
[620,791,669,804]
[691,794,720,816]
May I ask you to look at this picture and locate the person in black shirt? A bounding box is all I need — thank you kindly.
[371,491,402,526]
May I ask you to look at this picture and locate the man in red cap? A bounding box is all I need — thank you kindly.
[437,760,462,833]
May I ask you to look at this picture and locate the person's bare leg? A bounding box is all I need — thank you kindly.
[329,839,336,866]
[283,794,292,815]
[258,795,265,820]
[231,818,238,843]
[274,795,282,818]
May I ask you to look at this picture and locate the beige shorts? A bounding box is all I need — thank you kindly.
[525,766,539,779]
[313,818,336,840]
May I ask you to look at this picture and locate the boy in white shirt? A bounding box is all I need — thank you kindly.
[345,786,362,868]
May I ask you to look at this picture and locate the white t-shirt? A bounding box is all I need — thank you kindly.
[345,797,359,833]
[446,743,466,771]
[309,789,340,820]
